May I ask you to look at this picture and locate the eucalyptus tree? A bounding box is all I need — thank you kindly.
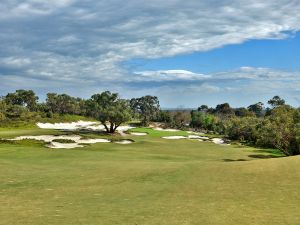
[86,91,132,133]
[268,96,285,108]
[247,102,264,117]
[5,89,38,111]
[130,95,160,126]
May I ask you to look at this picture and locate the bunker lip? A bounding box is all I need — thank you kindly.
[47,142,84,149]
[153,128,180,132]
[162,136,186,139]
[161,135,229,145]
[188,135,209,139]
[114,139,135,144]
[130,132,147,136]
[8,135,111,149]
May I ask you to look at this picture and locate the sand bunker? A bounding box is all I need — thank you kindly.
[154,128,180,132]
[130,132,147,136]
[11,135,81,142]
[188,135,209,140]
[47,142,84,149]
[212,138,224,144]
[9,135,111,149]
[162,135,210,140]
[114,140,134,144]
[161,135,229,145]
[37,121,97,130]
[37,121,135,132]
[211,138,230,145]
[77,139,111,144]
[187,131,205,135]
[162,136,186,140]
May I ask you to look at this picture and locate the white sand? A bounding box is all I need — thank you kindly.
[130,132,147,136]
[37,121,97,130]
[10,135,82,142]
[154,128,180,132]
[187,131,205,135]
[189,136,210,140]
[37,121,135,132]
[188,135,210,139]
[117,126,136,131]
[115,140,134,144]
[162,136,186,140]
[47,142,84,149]
[77,139,111,144]
[211,138,225,145]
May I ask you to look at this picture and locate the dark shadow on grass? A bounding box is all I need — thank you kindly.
[248,154,282,159]
[223,159,249,162]
[63,129,109,135]
[251,148,284,155]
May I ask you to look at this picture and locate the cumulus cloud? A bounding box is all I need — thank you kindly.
[0,0,300,106]
[128,67,300,107]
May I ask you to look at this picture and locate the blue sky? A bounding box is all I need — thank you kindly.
[127,32,300,73]
[0,0,299,108]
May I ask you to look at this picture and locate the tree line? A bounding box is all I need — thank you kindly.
[0,90,160,132]
[0,90,299,155]
[156,96,299,155]
[186,96,300,156]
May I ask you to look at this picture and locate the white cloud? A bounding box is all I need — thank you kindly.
[0,57,31,68]
[134,70,209,81]
[134,67,300,82]
[0,0,74,18]
[214,67,300,81]
[0,0,300,106]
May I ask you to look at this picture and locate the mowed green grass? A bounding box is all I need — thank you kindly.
[0,127,299,225]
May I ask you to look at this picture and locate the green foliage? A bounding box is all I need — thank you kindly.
[295,123,300,152]
[5,105,28,119]
[5,89,38,111]
[130,96,160,126]
[214,103,235,117]
[157,110,172,123]
[256,105,298,155]
[197,104,209,112]
[234,107,255,117]
[52,139,76,143]
[87,91,132,133]
[0,99,7,121]
[46,93,85,115]
[0,89,298,156]
[170,111,191,129]
[248,102,264,117]
[225,117,260,142]
[268,95,285,108]
[190,111,215,130]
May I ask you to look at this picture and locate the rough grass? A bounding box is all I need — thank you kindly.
[52,139,77,144]
[0,114,96,128]
[0,127,299,225]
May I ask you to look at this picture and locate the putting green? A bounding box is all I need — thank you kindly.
[0,127,299,225]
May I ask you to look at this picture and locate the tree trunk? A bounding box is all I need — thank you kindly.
[109,122,115,133]
[112,123,121,133]
[102,122,109,133]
